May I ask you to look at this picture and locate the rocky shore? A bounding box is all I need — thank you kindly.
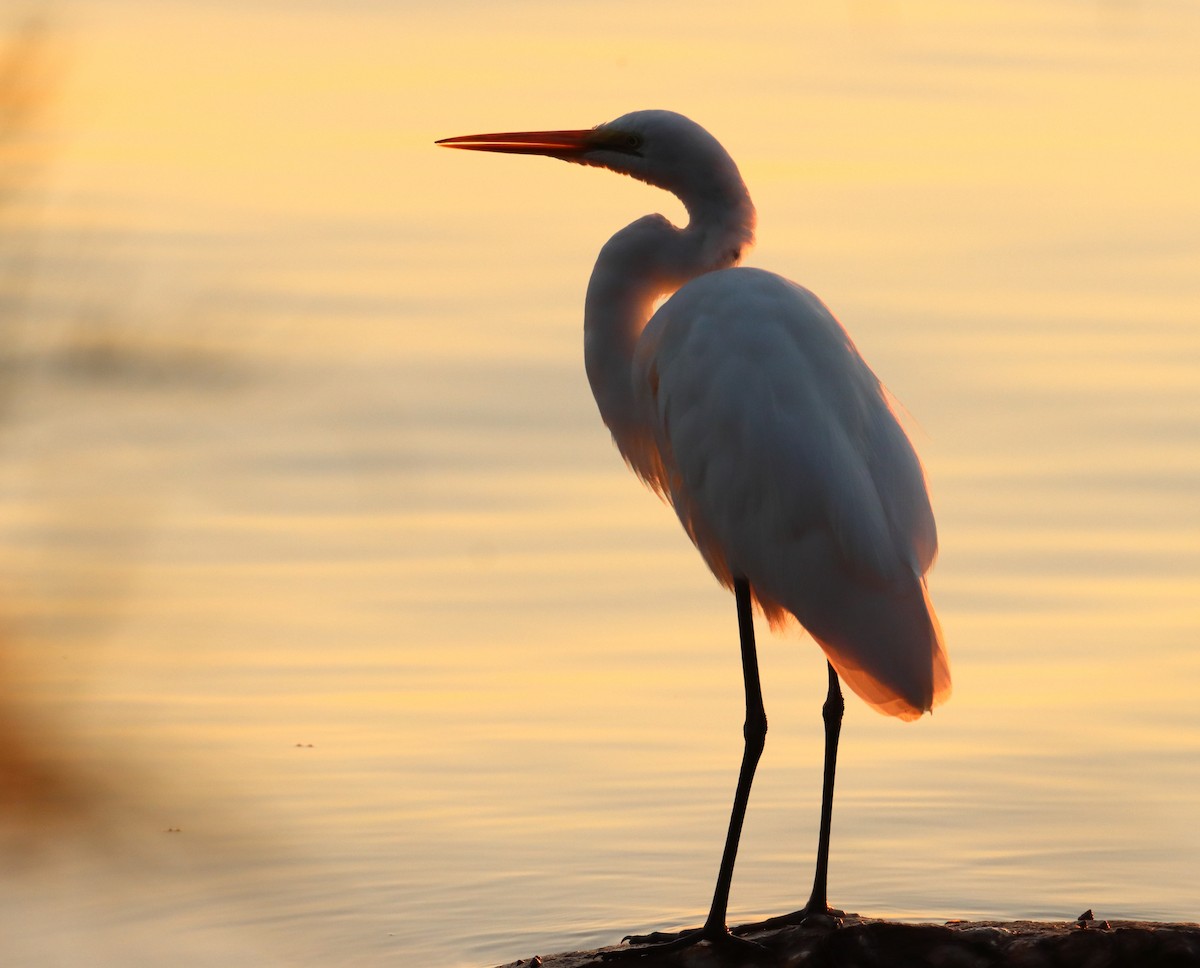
[495,915,1200,967]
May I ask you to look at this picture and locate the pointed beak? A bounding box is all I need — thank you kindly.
[435,129,595,158]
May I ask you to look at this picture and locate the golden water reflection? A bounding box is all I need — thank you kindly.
[1,1,1198,965]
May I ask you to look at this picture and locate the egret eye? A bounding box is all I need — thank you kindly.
[622,133,643,153]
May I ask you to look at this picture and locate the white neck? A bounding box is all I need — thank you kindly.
[583,182,755,478]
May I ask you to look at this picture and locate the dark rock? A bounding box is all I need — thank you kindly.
[492,918,1200,968]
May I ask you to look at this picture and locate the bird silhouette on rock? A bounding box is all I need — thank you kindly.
[438,109,951,958]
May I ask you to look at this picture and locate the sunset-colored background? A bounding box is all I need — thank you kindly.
[1,1,1197,965]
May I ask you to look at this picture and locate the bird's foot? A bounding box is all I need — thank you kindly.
[735,904,848,934]
[602,923,766,961]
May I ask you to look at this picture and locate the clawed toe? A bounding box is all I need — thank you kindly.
[619,930,693,946]
[603,925,766,961]
[732,905,849,935]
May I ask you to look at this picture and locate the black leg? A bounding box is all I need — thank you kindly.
[612,578,767,959]
[803,661,844,917]
[704,576,768,931]
[746,661,847,934]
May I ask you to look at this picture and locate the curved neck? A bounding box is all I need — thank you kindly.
[583,182,755,471]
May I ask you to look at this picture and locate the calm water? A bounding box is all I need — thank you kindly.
[1,1,1198,965]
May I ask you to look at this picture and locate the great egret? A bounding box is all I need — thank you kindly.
[437,110,950,956]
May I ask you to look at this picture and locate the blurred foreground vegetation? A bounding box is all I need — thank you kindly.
[0,14,242,846]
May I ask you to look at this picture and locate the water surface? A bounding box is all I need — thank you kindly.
[1,2,1197,965]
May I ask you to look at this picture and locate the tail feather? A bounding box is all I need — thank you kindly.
[761,567,949,721]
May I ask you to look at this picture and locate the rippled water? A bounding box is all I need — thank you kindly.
[1,2,1198,965]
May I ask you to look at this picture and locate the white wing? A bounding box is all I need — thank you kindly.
[633,267,949,719]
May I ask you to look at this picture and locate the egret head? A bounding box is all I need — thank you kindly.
[437,109,753,226]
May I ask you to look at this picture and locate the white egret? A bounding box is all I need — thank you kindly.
[437,110,950,956]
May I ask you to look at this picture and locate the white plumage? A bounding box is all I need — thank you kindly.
[634,265,948,718]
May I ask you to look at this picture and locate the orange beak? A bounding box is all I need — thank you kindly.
[435,129,594,157]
